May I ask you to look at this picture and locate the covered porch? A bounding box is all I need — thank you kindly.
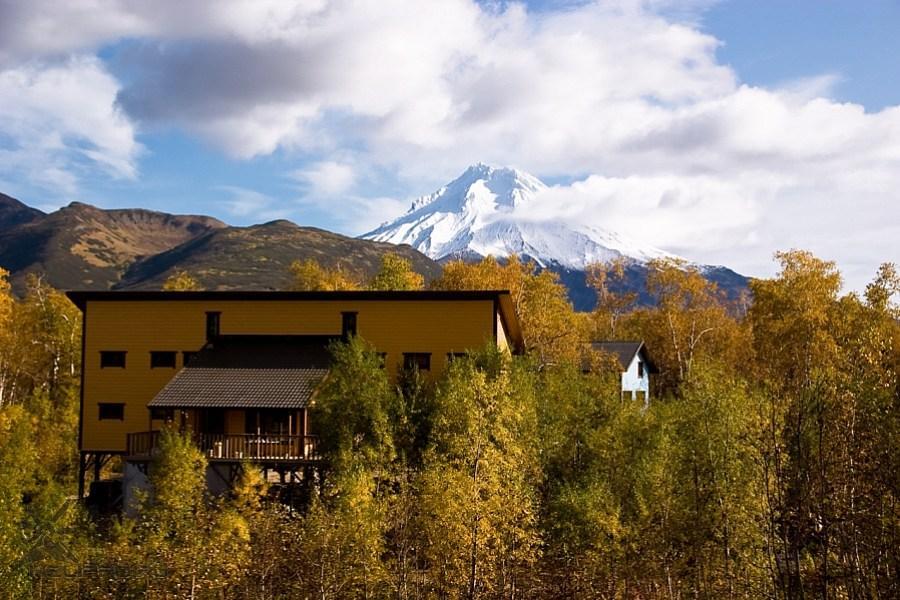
[127,408,320,462]
[129,334,332,464]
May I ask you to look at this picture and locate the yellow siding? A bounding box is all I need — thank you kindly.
[82,299,496,452]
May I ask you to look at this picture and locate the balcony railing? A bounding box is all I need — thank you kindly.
[127,431,321,462]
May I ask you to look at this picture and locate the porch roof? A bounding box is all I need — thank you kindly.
[148,367,328,409]
[150,334,332,409]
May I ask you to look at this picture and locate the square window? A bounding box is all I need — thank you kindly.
[182,351,199,366]
[150,351,177,368]
[403,352,431,371]
[98,403,125,420]
[100,351,126,368]
[447,352,468,363]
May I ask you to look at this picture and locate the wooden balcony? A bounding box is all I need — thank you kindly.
[127,430,321,463]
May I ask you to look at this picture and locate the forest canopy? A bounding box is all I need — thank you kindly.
[0,251,898,599]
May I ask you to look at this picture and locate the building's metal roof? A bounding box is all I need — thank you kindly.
[588,341,658,373]
[149,367,327,409]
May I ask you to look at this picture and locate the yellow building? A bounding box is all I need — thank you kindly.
[67,290,523,498]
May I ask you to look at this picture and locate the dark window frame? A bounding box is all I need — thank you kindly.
[150,351,177,369]
[637,360,645,378]
[206,311,221,342]
[98,403,125,420]
[182,351,199,366]
[99,351,126,368]
[403,352,432,371]
[341,311,358,341]
[150,407,175,421]
[447,352,468,363]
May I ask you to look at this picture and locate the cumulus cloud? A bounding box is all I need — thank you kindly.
[0,0,897,288]
[291,161,357,197]
[0,56,140,193]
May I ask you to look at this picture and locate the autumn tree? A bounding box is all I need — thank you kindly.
[415,351,541,597]
[585,258,637,339]
[368,253,424,291]
[0,267,18,407]
[621,258,749,393]
[162,269,203,291]
[289,258,362,291]
[433,256,579,365]
[102,429,250,597]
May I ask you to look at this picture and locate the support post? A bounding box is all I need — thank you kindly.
[77,453,87,499]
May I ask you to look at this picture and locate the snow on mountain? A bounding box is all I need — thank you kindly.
[362,163,674,269]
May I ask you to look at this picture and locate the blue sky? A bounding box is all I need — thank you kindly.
[0,0,897,289]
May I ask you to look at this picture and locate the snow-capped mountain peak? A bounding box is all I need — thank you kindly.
[362,163,673,269]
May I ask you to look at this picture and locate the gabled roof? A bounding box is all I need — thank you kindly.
[588,341,658,373]
[149,334,332,409]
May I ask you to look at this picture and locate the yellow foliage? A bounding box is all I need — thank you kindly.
[432,255,579,364]
[367,253,424,291]
[161,270,202,291]
[289,258,361,291]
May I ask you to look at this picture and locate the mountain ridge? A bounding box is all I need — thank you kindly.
[0,194,439,294]
[363,163,676,269]
[363,163,748,309]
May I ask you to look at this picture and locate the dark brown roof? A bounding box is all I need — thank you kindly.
[149,367,327,409]
[588,341,658,373]
[66,289,512,309]
[150,334,332,409]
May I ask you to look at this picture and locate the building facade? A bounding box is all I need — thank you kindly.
[67,290,523,500]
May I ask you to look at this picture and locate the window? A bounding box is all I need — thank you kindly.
[447,352,468,363]
[637,361,644,378]
[245,409,292,435]
[150,351,177,368]
[100,351,126,368]
[150,407,175,421]
[377,352,388,368]
[182,351,199,366]
[206,311,221,341]
[98,403,124,420]
[341,311,358,340]
[403,352,431,371]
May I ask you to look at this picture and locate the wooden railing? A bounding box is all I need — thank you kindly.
[127,431,320,462]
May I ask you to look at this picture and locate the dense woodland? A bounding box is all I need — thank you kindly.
[0,250,898,599]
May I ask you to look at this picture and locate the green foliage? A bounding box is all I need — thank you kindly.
[314,337,400,476]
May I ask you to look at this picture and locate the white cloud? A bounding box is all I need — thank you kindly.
[291,161,357,197]
[0,0,897,288]
[218,185,290,222]
[0,56,140,194]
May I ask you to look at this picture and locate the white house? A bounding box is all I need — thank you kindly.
[588,341,657,405]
